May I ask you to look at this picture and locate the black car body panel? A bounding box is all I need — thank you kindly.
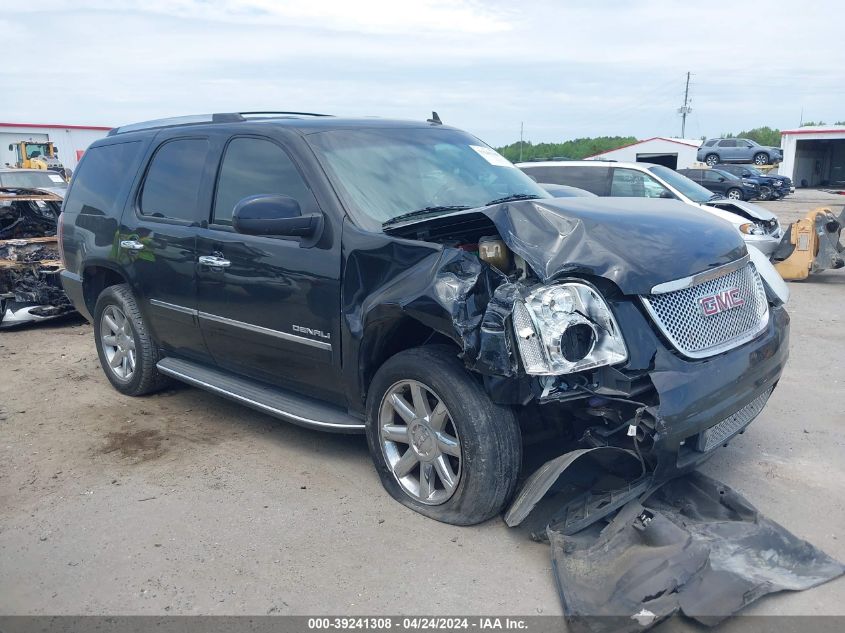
[678,168,759,200]
[59,114,789,500]
[715,163,791,198]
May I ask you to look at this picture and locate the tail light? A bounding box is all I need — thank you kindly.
[57,211,66,268]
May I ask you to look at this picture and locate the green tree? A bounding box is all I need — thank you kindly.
[497,136,638,162]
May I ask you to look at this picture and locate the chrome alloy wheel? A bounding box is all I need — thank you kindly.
[378,380,462,505]
[100,305,136,380]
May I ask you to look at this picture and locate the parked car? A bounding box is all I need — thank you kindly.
[538,183,597,198]
[677,168,759,201]
[60,113,789,527]
[0,168,68,198]
[697,138,783,167]
[517,160,783,257]
[715,164,791,199]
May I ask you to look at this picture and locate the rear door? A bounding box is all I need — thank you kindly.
[717,139,738,160]
[196,133,344,405]
[119,134,214,361]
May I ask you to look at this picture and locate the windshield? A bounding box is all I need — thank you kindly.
[0,171,66,189]
[306,127,549,226]
[647,165,719,203]
[25,143,52,159]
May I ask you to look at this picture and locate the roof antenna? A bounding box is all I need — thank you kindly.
[427,111,442,125]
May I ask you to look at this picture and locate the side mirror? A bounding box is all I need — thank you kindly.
[232,194,322,238]
[718,176,726,182]
[659,190,674,199]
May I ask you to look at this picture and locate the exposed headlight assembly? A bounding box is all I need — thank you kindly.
[512,282,627,375]
[739,223,767,235]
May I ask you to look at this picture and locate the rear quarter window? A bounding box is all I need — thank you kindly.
[63,141,143,217]
[520,166,610,195]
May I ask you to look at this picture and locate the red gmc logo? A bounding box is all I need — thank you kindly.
[698,287,745,316]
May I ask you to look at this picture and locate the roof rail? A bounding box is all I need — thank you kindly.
[107,111,333,136]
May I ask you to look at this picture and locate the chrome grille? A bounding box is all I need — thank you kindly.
[695,387,773,452]
[642,263,768,358]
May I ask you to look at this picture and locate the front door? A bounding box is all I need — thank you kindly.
[196,135,343,405]
[119,135,214,362]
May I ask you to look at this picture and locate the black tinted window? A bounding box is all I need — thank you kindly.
[520,166,610,195]
[704,139,717,147]
[213,137,316,225]
[141,139,209,221]
[63,141,142,216]
[718,139,736,148]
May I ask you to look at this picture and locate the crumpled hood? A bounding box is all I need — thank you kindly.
[705,198,776,222]
[475,197,746,295]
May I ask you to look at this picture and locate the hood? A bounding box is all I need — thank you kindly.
[705,198,776,222]
[386,197,746,295]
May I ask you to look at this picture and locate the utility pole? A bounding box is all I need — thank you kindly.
[519,122,524,162]
[678,72,692,138]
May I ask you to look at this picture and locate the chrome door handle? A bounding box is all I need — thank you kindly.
[120,240,145,251]
[198,255,231,268]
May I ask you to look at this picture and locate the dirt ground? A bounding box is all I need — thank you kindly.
[1,190,843,626]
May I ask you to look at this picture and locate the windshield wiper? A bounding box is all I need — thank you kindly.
[485,193,543,206]
[382,205,471,227]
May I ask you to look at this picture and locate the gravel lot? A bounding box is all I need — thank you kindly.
[1,190,843,626]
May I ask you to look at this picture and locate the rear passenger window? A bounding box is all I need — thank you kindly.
[63,141,142,216]
[212,137,316,225]
[140,139,209,221]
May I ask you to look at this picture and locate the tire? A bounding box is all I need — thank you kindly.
[365,346,522,525]
[705,154,719,167]
[727,188,743,200]
[93,284,171,396]
[753,152,769,166]
[758,185,772,201]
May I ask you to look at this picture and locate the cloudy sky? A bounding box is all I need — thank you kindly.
[5,0,843,146]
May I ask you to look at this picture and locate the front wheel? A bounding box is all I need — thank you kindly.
[705,154,719,167]
[727,188,743,200]
[365,346,522,525]
[753,152,769,165]
[758,185,772,200]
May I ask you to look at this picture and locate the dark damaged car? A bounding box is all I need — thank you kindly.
[59,113,790,526]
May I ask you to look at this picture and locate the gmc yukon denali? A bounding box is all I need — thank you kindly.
[59,112,790,526]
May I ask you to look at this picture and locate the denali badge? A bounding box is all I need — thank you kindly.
[698,287,745,317]
[292,324,331,339]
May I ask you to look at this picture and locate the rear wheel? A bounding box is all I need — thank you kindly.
[365,346,522,525]
[705,154,719,167]
[727,188,743,200]
[94,284,170,396]
[753,152,769,165]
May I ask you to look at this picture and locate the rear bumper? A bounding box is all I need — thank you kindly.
[647,304,789,479]
[60,270,92,322]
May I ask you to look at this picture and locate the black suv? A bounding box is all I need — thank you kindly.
[677,168,760,201]
[714,164,791,200]
[59,112,789,526]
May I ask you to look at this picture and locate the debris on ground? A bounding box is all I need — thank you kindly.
[0,187,74,327]
[539,471,843,632]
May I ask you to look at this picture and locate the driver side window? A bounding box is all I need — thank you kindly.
[213,137,317,226]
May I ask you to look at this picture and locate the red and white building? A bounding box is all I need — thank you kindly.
[0,122,112,172]
[779,126,845,188]
[584,137,703,170]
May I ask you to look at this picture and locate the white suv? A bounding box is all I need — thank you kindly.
[517,160,782,257]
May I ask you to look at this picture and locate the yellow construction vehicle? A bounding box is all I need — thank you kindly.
[7,141,66,176]
[773,207,844,280]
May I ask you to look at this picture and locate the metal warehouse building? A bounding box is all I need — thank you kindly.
[0,122,111,172]
[780,126,845,188]
[584,137,703,169]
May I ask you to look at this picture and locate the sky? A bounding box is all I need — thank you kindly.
[5,0,844,146]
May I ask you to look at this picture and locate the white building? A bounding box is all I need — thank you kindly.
[779,125,845,188]
[584,137,703,170]
[0,122,111,172]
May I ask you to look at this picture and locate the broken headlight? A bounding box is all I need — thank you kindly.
[512,282,627,375]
